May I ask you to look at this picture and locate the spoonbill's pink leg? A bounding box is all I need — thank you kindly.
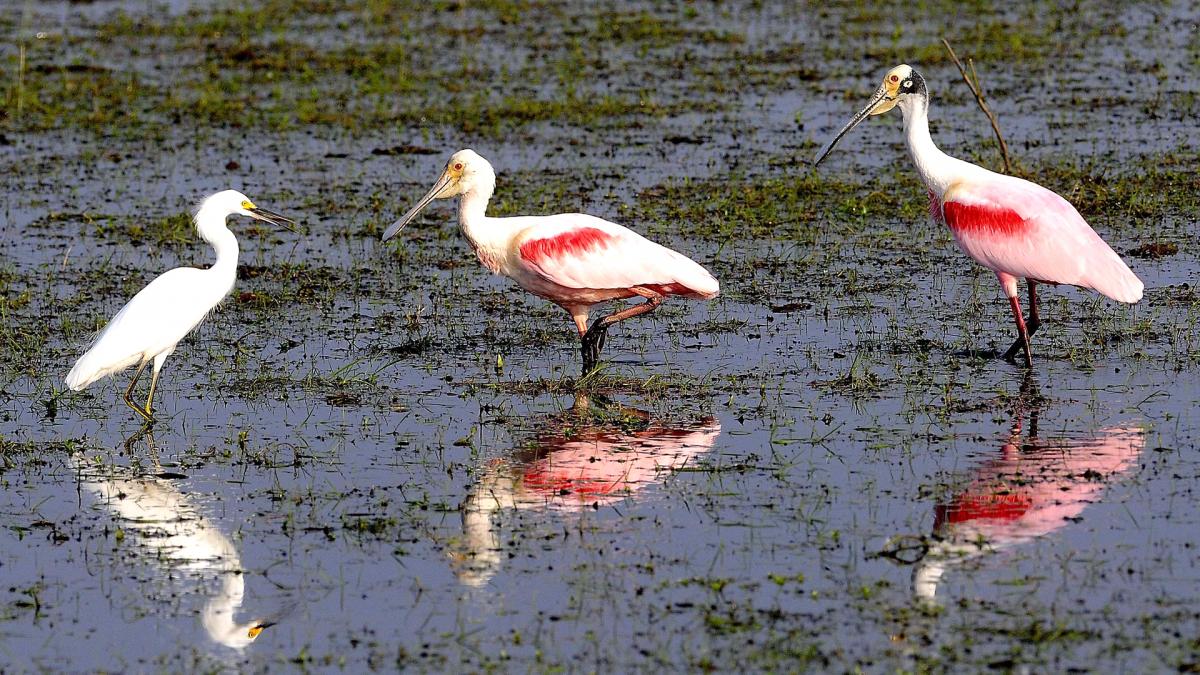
[1003,282,1040,365]
[1004,294,1034,368]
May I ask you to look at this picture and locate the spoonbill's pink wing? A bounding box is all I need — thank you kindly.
[515,215,718,298]
[940,177,1142,303]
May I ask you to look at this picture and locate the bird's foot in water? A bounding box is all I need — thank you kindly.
[1001,338,1034,368]
[123,397,157,424]
[580,323,610,375]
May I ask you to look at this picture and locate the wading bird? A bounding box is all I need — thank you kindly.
[382,149,720,373]
[65,190,295,421]
[813,64,1143,367]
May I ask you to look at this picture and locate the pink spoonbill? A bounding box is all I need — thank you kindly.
[382,149,720,373]
[813,65,1143,367]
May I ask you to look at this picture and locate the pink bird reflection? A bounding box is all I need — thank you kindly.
[453,397,720,587]
[913,414,1144,602]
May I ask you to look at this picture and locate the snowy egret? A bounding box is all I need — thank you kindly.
[382,149,719,373]
[813,64,1143,367]
[65,190,295,421]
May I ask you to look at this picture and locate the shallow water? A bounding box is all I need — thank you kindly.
[2,0,1199,671]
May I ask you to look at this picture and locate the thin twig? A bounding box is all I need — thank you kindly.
[17,43,26,121]
[941,38,1012,174]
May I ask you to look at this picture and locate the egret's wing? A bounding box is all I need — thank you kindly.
[65,268,225,388]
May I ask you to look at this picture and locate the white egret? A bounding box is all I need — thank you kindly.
[64,190,295,421]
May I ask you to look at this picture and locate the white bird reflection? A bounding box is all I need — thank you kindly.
[909,407,1144,603]
[75,429,274,649]
[453,395,721,587]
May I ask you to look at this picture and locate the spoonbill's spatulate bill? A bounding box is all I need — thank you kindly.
[813,64,1143,367]
[65,190,296,421]
[382,149,720,373]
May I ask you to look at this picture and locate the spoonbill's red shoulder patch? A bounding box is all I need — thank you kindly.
[943,201,1028,237]
[934,490,1033,528]
[520,227,614,264]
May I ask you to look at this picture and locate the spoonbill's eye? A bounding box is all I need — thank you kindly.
[890,74,899,83]
[453,162,463,171]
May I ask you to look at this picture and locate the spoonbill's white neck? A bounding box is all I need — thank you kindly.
[912,556,946,602]
[193,205,240,277]
[900,95,962,196]
[456,170,499,252]
[457,183,493,228]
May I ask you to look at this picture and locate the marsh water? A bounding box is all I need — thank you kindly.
[2,0,1199,671]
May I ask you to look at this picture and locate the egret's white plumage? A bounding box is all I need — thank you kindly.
[382,149,719,372]
[65,190,294,420]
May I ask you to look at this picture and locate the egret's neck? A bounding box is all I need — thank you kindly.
[194,207,240,278]
[901,96,956,196]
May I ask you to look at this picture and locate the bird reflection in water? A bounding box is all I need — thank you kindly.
[906,391,1144,603]
[453,394,721,587]
[76,428,277,649]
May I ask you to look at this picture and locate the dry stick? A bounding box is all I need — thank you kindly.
[941,38,1012,174]
[17,43,26,121]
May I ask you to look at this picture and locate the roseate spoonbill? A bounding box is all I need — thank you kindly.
[65,190,296,421]
[80,430,277,647]
[813,64,1143,367]
[910,411,1143,602]
[452,394,720,586]
[381,149,720,373]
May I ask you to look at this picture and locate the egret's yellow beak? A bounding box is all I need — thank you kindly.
[247,621,276,640]
[243,200,300,233]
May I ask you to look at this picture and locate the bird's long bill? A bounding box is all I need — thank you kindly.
[382,172,454,242]
[812,84,893,166]
[249,207,299,233]
[247,621,277,640]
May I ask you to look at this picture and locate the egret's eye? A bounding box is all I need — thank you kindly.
[240,200,253,210]
[453,162,463,171]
